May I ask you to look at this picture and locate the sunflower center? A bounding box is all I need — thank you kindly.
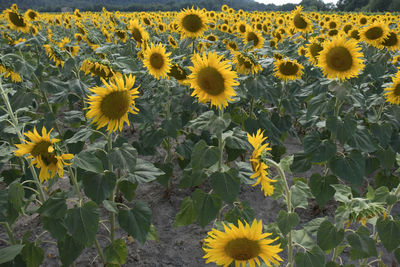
[225,238,261,261]
[149,52,165,69]
[100,91,130,119]
[365,26,383,40]
[344,25,352,33]
[31,141,52,157]
[279,61,299,76]
[360,18,367,24]
[9,12,26,27]
[168,65,187,80]
[116,30,126,39]
[238,56,253,69]
[309,43,323,58]
[326,46,353,72]
[382,32,398,47]
[239,24,246,33]
[351,30,360,40]
[182,14,203,33]
[42,153,58,166]
[394,84,400,97]
[247,32,259,47]
[131,28,143,43]
[197,67,225,96]
[28,11,37,20]
[293,14,307,29]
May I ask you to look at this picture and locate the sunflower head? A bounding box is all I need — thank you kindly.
[25,9,39,21]
[243,30,265,50]
[274,58,304,82]
[86,74,140,133]
[167,63,188,84]
[177,8,208,39]
[233,51,262,75]
[203,219,283,267]
[168,36,178,48]
[4,8,30,33]
[360,22,389,47]
[128,19,149,47]
[305,38,324,65]
[188,51,239,109]
[380,31,400,51]
[143,42,172,80]
[317,35,365,81]
[384,71,400,105]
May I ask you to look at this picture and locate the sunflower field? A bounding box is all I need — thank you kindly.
[1,2,400,266]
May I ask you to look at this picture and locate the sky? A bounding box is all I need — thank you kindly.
[254,0,337,5]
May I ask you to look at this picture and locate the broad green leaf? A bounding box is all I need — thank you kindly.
[147,224,158,242]
[73,150,104,173]
[58,235,84,267]
[65,127,93,144]
[290,153,312,173]
[348,129,378,153]
[395,247,400,264]
[290,181,312,209]
[311,140,336,163]
[193,189,222,228]
[82,171,116,204]
[375,171,399,191]
[224,127,252,150]
[118,180,137,201]
[41,217,67,241]
[329,151,365,184]
[127,159,164,184]
[179,169,207,188]
[309,174,338,207]
[118,201,152,244]
[174,197,196,227]
[223,201,255,227]
[209,169,240,204]
[280,155,293,174]
[303,217,328,236]
[21,243,44,267]
[104,239,127,265]
[38,192,67,219]
[326,115,357,145]
[109,143,138,173]
[65,201,99,246]
[292,229,315,250]
[277,210,299,236]
[303,131,320,154]
[347,226,377,260]
[103,200,119,214]
[371,122,392,147]
[8,182,24,212]
[376,148,396,170]
[332,184,352,203]
[0,245,24,264]
[190,140,219,171]
[306,93,329,120]
[317,220,344,251]
[376,217,400,252]
[295,246,325,267]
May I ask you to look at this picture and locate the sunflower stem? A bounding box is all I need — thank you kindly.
[107,133,116,242]
[0,78,46,203]
[217,108,225,172]
[264,158,293,267]
[375,103,384,123]
[1,222,16,244]
[94,238,106,265]
[68,165,83,202]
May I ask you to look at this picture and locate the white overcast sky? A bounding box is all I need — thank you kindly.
[254,0,337,5]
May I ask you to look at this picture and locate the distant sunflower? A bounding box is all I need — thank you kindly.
[24,9,38,21]
[384,71,400,105]
[274,58,304,82]
[14,127,73,182]
[317,35,365,80]
[143,42,171,79]
[0,64,21,83]
[233,51,262,75]
[3,8,30,33]
[86,74,140,133]
[203,219,283,267]
[167,63,189,85]
[43,44,64,68]
[305,38,324,65]
[243,30,264,50]
[291,5,313,33]
[247,129,276,197]
[128,19,149,47]
[360,22,389,47]
[81,59,115,79]
[236,21,248,35]
[380,31,400,51]
[188,52,239,109]
[168,36,178,48]
[177,8,208,39]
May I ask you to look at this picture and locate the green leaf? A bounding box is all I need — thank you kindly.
[161,117,182,138]
[223,201,255,227]
[290,181,312,209]
[0,245,24,264]
[191,140,219,171]
[303,131,320,154]
[277,210,299,236]
[376,217,400,252]
[280,155,293,173]
[317,220,344,251]
[311,140,336,163]
[8,182,24,212]
[329,151,365,184]
[303,217,328,236]
[73,150,104,173]
[38,192,67,219]
[326,115,357,145]
[179,169,207,188]
[224,127,251,150]
[103,200,119,214]
[209,113,231,134]
[347,226,377,260]
[193,189,222,228]
[147,224,158,242]
[348,129,378,153]
[306,93,329,120]
[375,171,399,191]
[292,229,317,250]
[118,201,152,244]
[82,171,116,204]
[118,180,136,201]
[65,127,93,144]
[58,235,84,267]
[104,239,127,265]
[21,243,44,267]
[290,153,312,173]
[394,247,400,264]
[65,201,99,246]
[41,217,67,241]
[371,122,392,147]
[127,159,164,184]
[209,170,240,204]
[174,197,196,227]
[295,246,325,267]
[309,174,338,207]
[332,184,352,203]
[376,148,396,170]
[109,143,138,172]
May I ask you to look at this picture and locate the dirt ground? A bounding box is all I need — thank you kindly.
[1,136,398,266]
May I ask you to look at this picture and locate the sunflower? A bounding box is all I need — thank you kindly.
[380,31,400,51]
[167,63,189,85]
[43,44,65,68]
[384,71,400,105]
[360,22,389,47]
[14,127,73,182]
[25,9,38,21]
[177,8,208,39]
[243,30,264,50]
[168,36,178,48]
[317,35,365,81]
[291,5,313,33]
[3,8,30,33]
[86,74,140,133]
[143,42,171,79]
[233,52,262,75]
[226,41,238,51]
[203,219,283,267]
[188,52,239,109]
[128,19,149,47]
[81,59,115,79]
[0,64,22,83]
[305,37,324,65]
[236,21,248,35]
[247,129,276,197]
[115,29,128,43]
[274,58,304,82]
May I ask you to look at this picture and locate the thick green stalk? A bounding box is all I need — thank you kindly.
[217,108,225,172]
[1,222,16,244]
[107,134,116,242]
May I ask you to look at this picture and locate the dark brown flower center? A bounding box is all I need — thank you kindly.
[309,43,323,58]
[131,28,143,43]
[247,32,259,47]
[31,141,52,157]
[382,32,398,47]
[394,84,400,97]
[225,238,261,261]
[100,91,130,119]
[326,46,353,72]
[149,52,165,69]
[168,65,187,80]
[9,11,26,27]
[365,26,383,40]
[239,24,246,33]
[197,67,225,96]
[293,13,307,29]
[279,61,299,76]
[182,14,203,33]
